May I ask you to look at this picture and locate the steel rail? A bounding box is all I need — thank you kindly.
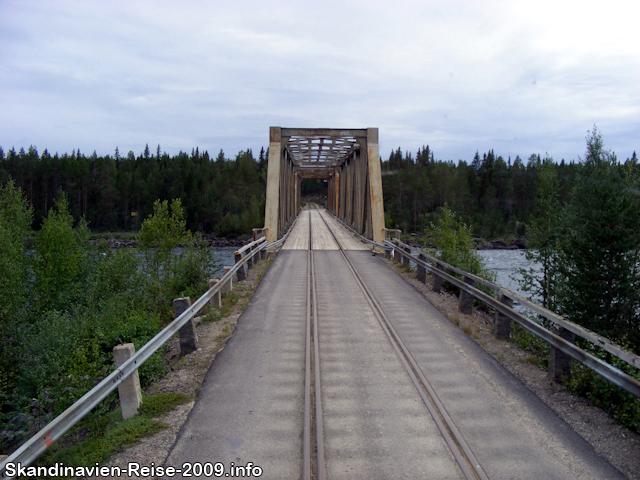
[302,205,326,480]
[387,240,640,399]
[0,239,269,479]
[311,248,326,480]
[317,211,488,480]
[236,236,267,255]
[302,212,312,480]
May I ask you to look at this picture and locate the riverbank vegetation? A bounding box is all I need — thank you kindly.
[516,128,640,431]
[416,128,639,432]
[0,187,215,453]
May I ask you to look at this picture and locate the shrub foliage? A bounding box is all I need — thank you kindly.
[0,187,216,453]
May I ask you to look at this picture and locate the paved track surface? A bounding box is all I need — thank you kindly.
[164,208,625,479]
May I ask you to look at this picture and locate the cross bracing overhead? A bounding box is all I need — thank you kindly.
[285,135,360,168]
[280,128,369,179]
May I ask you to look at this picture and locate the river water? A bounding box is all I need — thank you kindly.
[212,246,238,274]
[402,247,538,301]
[476,249,538,298]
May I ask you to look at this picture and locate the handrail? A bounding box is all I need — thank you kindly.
[0,240,269,479]
[386,239,640,399]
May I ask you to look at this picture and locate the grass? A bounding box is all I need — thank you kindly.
[37,393,192,473]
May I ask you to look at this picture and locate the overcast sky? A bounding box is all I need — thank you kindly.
[1,0,638,164]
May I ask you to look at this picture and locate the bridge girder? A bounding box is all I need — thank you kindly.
[264,127,385,244]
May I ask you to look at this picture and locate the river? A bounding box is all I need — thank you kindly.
[476,249,538,298]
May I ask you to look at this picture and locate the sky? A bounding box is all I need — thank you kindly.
[1,0,638,164]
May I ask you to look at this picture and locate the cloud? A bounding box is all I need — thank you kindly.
[0,0,638,163]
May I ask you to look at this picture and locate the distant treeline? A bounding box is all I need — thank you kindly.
[382,145,639,238]
[0,145,266,237]
[1,142,638,239]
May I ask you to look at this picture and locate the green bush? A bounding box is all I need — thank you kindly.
[569,343,640,433]
[0,180,33,413]
[138,199,217,312]
[0,191,214,454]
[425,204,496,295]
[32,195,91,312]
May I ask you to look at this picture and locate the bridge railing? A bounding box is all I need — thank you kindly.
[387,238,640,399]
[0,234,282,479]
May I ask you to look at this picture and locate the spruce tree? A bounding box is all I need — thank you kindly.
[517,156,562,313]
[557,127,640,351]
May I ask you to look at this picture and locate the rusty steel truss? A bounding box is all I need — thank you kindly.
[264,127,385,244]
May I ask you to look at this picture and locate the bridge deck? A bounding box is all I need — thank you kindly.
[282,208,369,251]
[164,210,624,480]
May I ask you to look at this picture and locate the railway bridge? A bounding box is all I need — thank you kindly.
[3,128,636,480]
[164,128,629,479]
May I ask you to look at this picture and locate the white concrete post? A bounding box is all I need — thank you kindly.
[367,128,385,245]
[113,343,142,420]
[222,266,233,292]
[209,279,222,308]
[174,297,198,356]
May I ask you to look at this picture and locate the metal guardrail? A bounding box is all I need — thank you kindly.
[387,239,640,399]
[390,239,640,370]
[237,236,266,255]
[0,238,270,479]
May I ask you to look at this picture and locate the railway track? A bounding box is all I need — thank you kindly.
[302,206,487,480]
[163,206,623,480]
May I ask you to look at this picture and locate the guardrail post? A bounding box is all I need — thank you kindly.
[234,252,246,281]
[222,266,233,292]
[209,279,222,308]
[174,297,199,356]
[392,241,400,263]
[247,245,254,268]
[416,253,427,283]
[113,343,142,420]
[458,275,474,315]
[401,246,411,266]
[548,326,575,383]
[432,261,444,293]
[494,293,513,340]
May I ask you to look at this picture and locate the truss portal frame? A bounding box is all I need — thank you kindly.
[264,127,385,245]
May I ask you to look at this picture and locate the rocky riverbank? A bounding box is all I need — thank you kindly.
[88,234,250,249]
[403,237,527,251]
[474,237,527,250]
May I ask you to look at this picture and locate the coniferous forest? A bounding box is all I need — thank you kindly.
[0,141,638,239]
[0,145,266,237]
